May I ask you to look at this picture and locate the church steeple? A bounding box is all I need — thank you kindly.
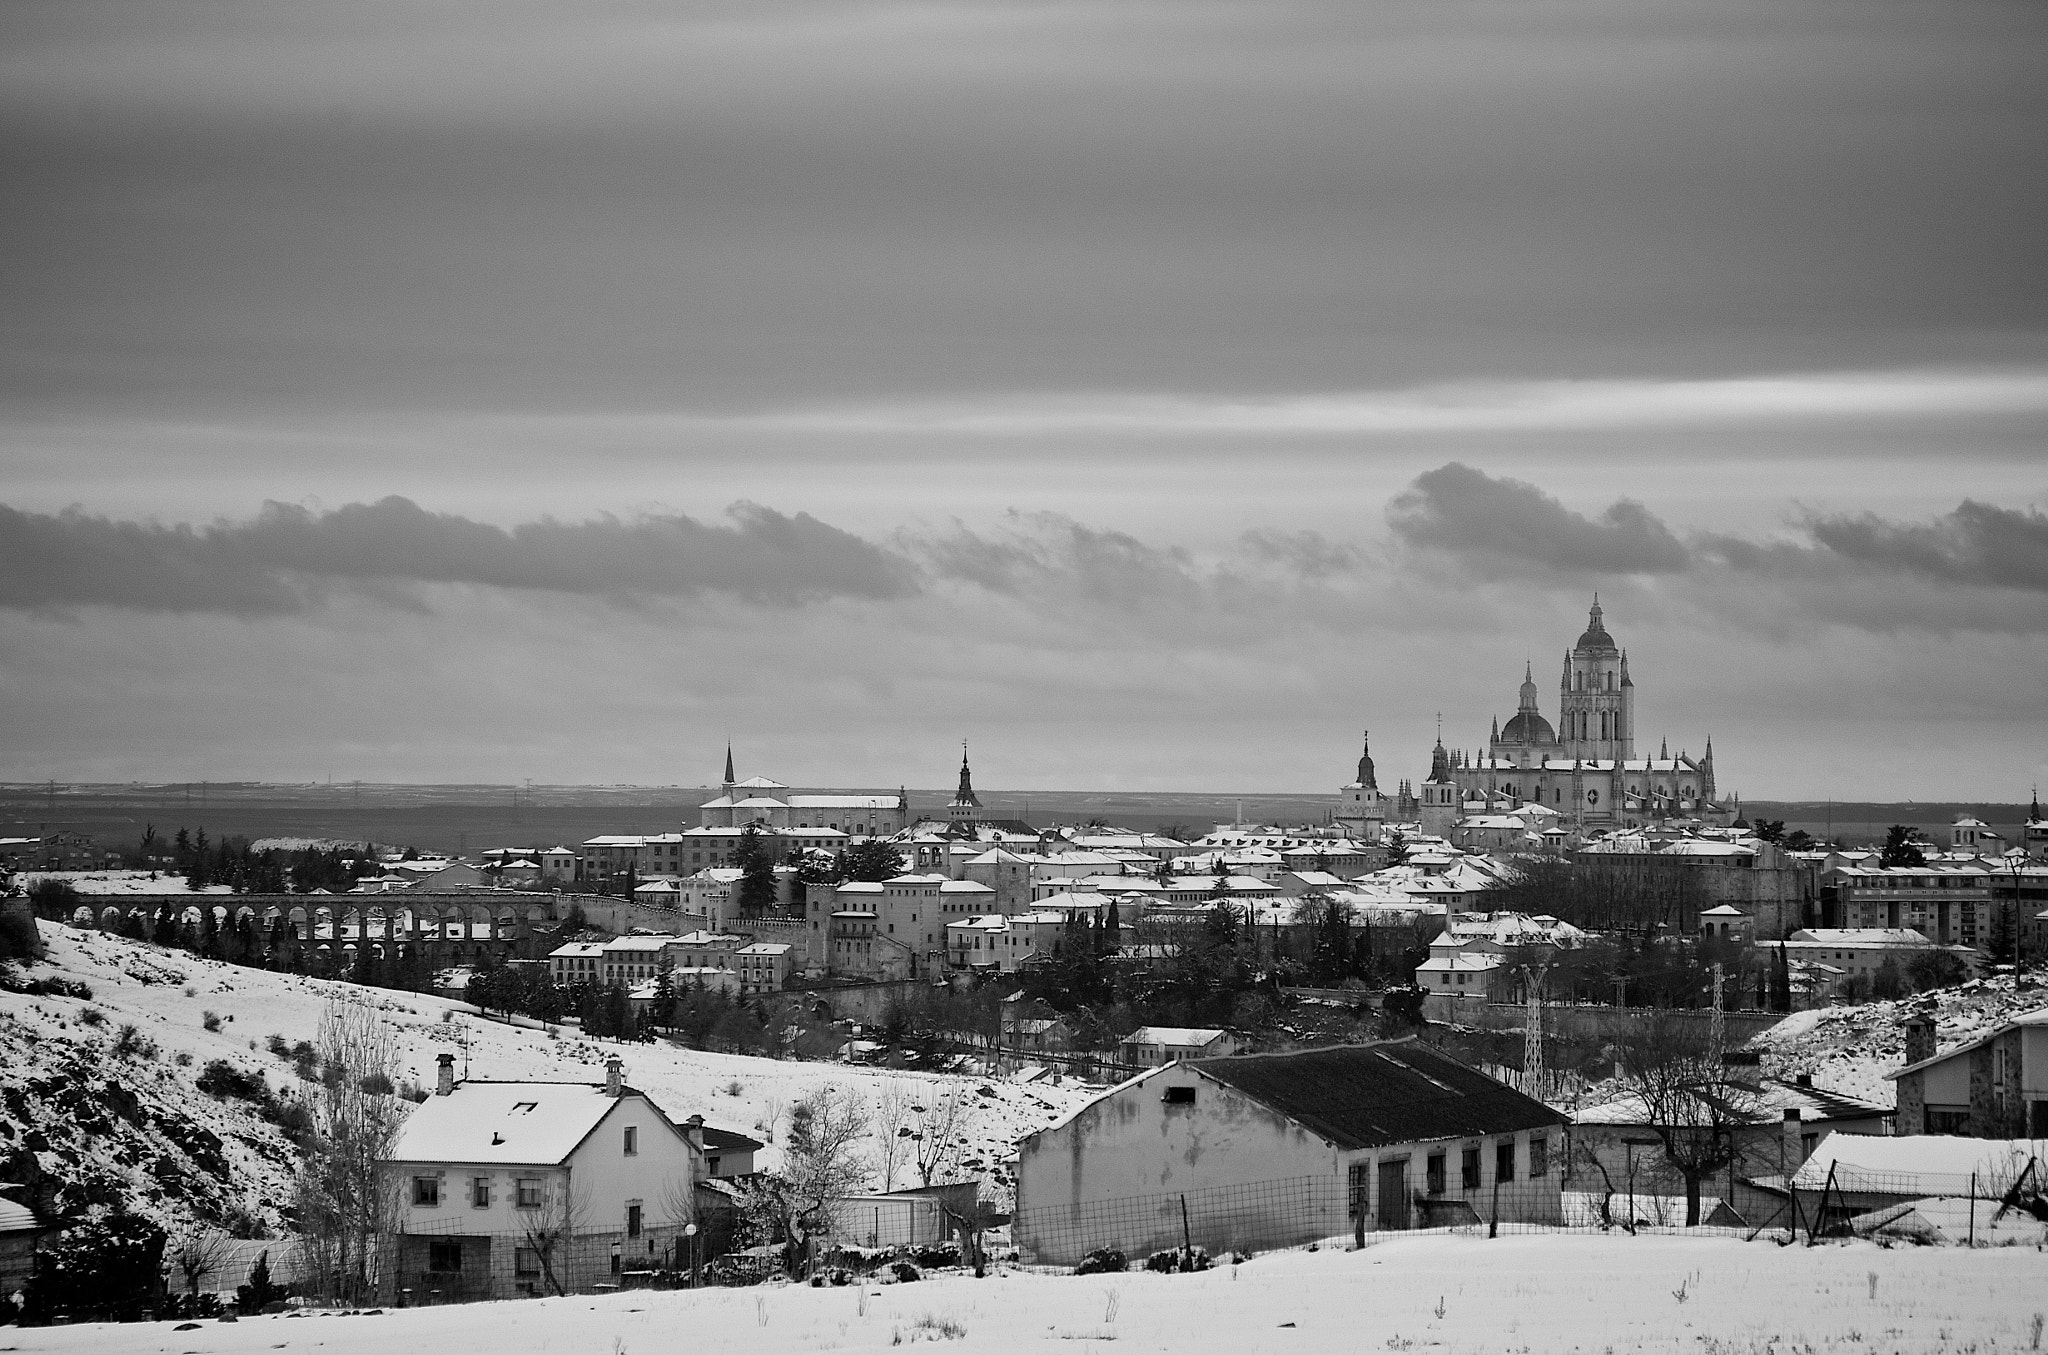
[951,742,982,810]
[723,743,735,787]
[1355,732,1377,791]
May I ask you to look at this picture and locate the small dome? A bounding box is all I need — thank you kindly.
[1500,710,1557,746]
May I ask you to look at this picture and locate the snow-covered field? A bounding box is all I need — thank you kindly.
[14,1233,2046,1355]
[3,925,1096,1231]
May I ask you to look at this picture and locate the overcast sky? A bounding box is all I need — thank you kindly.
[3,0,2045,801]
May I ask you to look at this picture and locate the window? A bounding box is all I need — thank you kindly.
[413,1176,440,1207]
[515,1247,541,1277]
[1163,1085,1196,1105]
[1426,1153,1446,1196]
[472,1176,492,1208]
[428,1239,463,1273]
[1461,1147,1480,1191]
[1496,1140,1516,1182]
[623,1125,639,1156]
[517,1177,543,1208]
[627,1203,643,1237]
[1347,1162,1368,1218]
[1529,1137,1549,1178]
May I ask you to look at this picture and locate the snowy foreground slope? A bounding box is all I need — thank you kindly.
[17,1233,2047,1355]
[1,925,1095,1232]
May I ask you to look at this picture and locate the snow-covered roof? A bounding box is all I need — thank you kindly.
[0,1198,41,1233]
[390,1081,668,1166]
[1791,1132,2041,1194]
[1122,1026,1230,1047]
[1788,929,1935,946]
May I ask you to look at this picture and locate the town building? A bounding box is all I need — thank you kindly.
[696,747,907,837]
[1890,1008,2048,1138]
[1116,1026,1237,1066]
[1014,1040,1567,1264]
[383,1056,701,1301]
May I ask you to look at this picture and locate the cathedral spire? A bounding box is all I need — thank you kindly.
[723,743,735,786]
[1660,735,1668,760]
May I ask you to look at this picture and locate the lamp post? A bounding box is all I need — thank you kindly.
[684,1222,699,1288]
[2007,849,2028,972]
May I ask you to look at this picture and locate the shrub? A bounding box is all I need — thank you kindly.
[266,1034,290,1058]
[202,1010,222,1032]
[20,1212,167,1324]
[1143,1247,1211,1274]
[236,1251,289,1314]
[113,1024,159,1060]
[166,1292,225,1319]
[197,1059,267,1103]
[1074,1247,1127,1276]
[907,1242,961,1269]
[77,1006,106,1028]
[889,1261,922,1283]
[0,902,40,960]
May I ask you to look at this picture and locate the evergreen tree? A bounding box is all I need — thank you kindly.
[735,824,778,915]
[603,983,633,1040]
[1100,897,1122,955]
[1772,943,1792,1013]
[1878,824,1926,868]
[153,901,180,946]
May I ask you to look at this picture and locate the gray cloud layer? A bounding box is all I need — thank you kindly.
[1388,462,1690,574]
[0,498,913,614]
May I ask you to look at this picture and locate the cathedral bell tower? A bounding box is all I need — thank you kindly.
[1558,597,1633,764]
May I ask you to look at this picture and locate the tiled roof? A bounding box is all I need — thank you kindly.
[1196,1040,1566,1151]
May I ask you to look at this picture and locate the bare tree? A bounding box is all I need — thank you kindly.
[871,1080,915,1192]
[168,1229,236,1297]
[1610,1010,1758,1226]
[514,1172,578,1296]
[910,1087,979,1187]
[738,1085,871,1273]
[293,1001,410,1304]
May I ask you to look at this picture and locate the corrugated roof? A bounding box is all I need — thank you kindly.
[1196,1040,1566,1150]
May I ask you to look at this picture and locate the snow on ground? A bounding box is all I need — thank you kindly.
[21,870,232,895]
[8,926,1096,1223]
[15,1233,2047,1355]
[1751,975,2048,1106]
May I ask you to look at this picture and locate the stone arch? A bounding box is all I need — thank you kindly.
[288,906,310,941]
[99,904,128,930]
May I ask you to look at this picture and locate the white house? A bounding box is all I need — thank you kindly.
[1117,1026,1237,1066]
[383,1055,701,1301]
[1014,1040,1567,1265]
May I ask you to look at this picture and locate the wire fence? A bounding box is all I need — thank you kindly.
[1009,1158,2048,1269]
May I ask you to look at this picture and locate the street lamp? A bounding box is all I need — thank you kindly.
[2006,848,2028,972]
[683,1222,699,1288]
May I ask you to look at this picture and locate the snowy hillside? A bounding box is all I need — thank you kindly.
[1752,974,2048,1105]
[0,924,1096,1238]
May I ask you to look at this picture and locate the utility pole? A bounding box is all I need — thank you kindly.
[1522,964,1548,1095]
[1709,962,1726,1059]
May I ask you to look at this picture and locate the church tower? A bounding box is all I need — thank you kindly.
[1333,732,1387,843]
[947,743,983,831]
[1558,597,1632,763]
[1418,735,1461,841]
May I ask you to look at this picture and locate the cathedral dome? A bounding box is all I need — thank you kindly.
[1574,598,1618,654]
[1499,710,1557,747]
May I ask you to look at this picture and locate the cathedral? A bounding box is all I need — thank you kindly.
[1338,599,1735,838]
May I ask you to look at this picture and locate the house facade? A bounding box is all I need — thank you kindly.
[1890,1008,2048,1138]
[1014,1041,1566,1265]
[383,1056,700,1301]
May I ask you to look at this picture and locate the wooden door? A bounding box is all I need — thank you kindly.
[1376,1158,1410,1230]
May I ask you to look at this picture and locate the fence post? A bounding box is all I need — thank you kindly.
[1488,1178,1500,1239]
[1808,1161,1837,1246]
[1180,1195,1193,1265]
[1968,1173,1976,1248]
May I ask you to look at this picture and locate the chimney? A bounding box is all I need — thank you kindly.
[436,1052,455,1096]
[1781,1109,1803,1170]
[1903,1016,1936,1068]
[684,1113,705,1151]
[605,1056,624,1097]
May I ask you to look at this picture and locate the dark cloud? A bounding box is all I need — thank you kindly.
[0,498,915,614]
[1802,501,2048,592]
[1387,462,1691,575]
